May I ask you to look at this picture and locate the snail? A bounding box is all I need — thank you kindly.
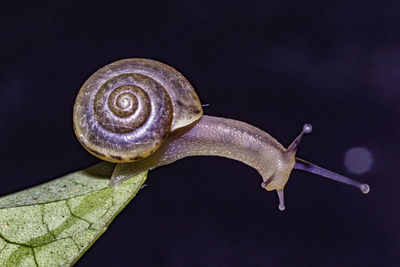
[73,58,370,210]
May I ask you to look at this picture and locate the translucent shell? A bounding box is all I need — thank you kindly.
[73,58,203,163]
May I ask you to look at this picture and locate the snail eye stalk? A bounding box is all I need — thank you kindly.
[286,123,370,194]
[286,123,313,155]
[294,158,370,194]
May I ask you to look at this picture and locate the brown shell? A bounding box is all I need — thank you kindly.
[73,58,203,163]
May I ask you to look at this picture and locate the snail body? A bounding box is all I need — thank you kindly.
[73,58,369,210]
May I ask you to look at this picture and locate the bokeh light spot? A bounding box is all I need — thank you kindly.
[344,147,374,174]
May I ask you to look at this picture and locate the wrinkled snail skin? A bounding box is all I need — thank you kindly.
[111,115,295,192]
[73,58,370,210]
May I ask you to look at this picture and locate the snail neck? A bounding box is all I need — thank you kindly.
[110,115,289,190]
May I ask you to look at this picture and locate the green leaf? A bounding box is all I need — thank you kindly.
[0,162,147,266]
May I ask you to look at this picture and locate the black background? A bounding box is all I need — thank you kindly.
[0,1,399,266]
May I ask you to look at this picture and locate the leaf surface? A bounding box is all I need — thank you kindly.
[0,162,147,266]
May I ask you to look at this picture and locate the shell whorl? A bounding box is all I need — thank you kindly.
[73,58,203,163]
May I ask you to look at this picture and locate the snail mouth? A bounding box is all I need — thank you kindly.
[261,176,273,190]
[263,181,283,191]
[260,175,282,191]
[261,168,292,191]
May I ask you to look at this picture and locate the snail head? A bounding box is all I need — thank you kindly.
[261,123,369,211]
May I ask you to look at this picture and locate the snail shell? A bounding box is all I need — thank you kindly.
[73,58,203,163]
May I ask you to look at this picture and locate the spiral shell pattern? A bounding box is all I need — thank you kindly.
[73,58,203,163]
